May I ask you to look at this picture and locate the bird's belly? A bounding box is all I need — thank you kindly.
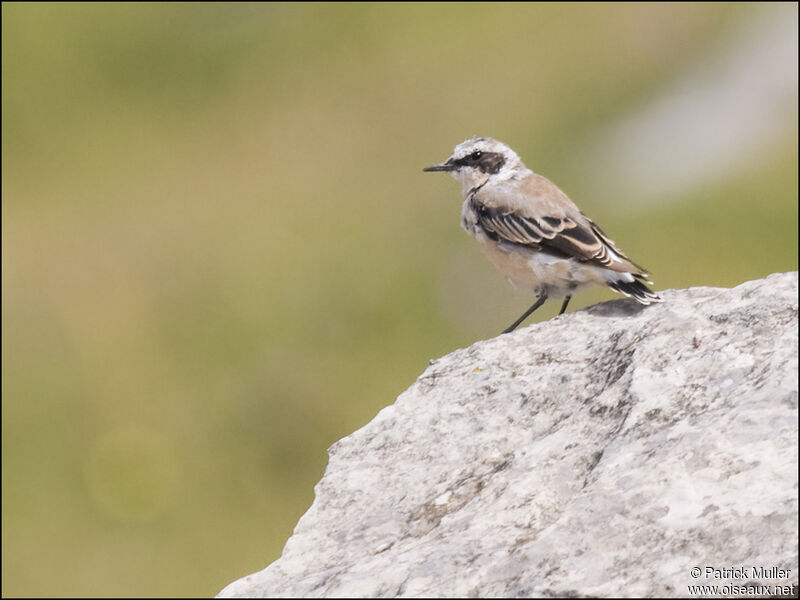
[475,233,602,296]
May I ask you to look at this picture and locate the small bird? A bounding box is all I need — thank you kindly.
[424,137,660,334]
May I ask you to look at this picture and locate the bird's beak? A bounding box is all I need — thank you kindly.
[423,159,457,172]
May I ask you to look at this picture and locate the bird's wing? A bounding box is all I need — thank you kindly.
[471,176,648,276]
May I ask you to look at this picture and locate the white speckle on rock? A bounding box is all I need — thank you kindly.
[432,490,451,506]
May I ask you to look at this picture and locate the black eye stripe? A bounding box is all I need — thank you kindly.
[454,150,506,175]
[454,151,506,174]
[455,150,484,165]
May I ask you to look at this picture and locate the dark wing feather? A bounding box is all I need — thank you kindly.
[472,199,648,275]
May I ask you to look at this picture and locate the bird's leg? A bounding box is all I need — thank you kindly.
[502,291,548,334]
[558,295,572,315]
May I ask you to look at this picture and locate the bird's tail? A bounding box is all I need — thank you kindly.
[607,276,661,305]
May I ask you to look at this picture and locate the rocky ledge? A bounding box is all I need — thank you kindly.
[220,272,798,598]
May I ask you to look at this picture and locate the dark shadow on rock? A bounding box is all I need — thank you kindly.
[583,297,651,318]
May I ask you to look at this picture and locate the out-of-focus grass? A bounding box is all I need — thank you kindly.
[2,3,796,597]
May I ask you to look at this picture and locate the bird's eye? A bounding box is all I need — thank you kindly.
[471,151,483,161]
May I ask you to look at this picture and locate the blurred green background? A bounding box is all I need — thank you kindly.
[2,2,797,597]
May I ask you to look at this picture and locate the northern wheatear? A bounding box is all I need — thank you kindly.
[424,137,660,334]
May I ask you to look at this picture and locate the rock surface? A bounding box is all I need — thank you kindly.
[220,272,799,598]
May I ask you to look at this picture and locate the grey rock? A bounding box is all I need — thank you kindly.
[220,272,799,598]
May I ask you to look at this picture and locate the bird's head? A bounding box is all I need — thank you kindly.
[423,137,526,195]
